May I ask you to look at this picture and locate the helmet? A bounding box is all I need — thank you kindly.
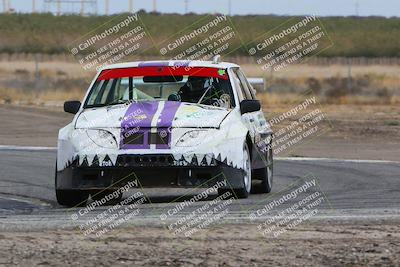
[186,76,208,92]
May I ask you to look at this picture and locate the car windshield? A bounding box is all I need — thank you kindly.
[84,66,235,109]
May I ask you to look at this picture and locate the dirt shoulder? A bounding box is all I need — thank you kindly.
[0,222,399,266]
[0,104,399,161]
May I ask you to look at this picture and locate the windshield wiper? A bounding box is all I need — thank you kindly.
[108,99,128,106]
[85,100,127,109]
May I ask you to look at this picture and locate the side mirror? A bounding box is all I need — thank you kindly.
[240,99,260,114]
[64,101,81,114]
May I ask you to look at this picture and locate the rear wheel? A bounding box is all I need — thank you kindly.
[254,146,273,193]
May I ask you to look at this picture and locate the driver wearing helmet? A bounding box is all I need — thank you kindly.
[178,76,210,103]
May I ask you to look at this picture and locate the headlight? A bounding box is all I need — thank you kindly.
[176,130,208,147]
[86,129,118,149]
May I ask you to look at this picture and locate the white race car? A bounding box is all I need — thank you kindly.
[56,58,273,206]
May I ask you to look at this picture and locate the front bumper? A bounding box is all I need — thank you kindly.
[56,154,244,190]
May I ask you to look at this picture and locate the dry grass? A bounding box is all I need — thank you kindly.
[258,93,305,106]
[0,61,94,79]
[0,87,85,105]
[258,92,400,107]
[241,63,400,80]
[0,58,399,106]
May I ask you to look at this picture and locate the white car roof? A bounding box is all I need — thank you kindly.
[99,60,240,72]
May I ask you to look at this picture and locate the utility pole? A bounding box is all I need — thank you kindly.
[3,0,9,13]
[105,0,109,15]
[80,0,84,15]
[228,0,231,16]
[7,0,12,13]
[152,0,156,12]
[32,0,36,13]
[129,0,133,13]
[57,0,61,15]
[355,0,359,16]
[184,0,188,14]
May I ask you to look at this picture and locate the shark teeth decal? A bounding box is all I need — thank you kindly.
[200,155,208,166]
[108,154,118,165]
[92,155,99,167]
[184,153,194,164]
[74,151,241,169]
[81,156,89,167]
[78,155,84,166]
[191,154,198,165]
[97,154,105,166]
[86,154,95,166]
[206,154,213,166]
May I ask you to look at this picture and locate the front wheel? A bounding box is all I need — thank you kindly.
[56,189,89,207]
[219,142,252,199]
[55,161,89,207]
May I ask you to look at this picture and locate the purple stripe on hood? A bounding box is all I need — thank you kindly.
[157,101,181,128]
[120,101,159,149]
[156,101,181,149]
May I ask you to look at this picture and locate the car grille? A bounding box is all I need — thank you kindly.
[123,132,145,145]
[121,128,170,148]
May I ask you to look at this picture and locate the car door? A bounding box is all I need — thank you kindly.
[234,68,272,169]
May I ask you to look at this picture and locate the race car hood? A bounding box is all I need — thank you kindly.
[75,101,231,129]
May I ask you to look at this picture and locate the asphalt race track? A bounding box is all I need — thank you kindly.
[0,148,399,230]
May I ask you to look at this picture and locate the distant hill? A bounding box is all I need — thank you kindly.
[0,12,399,57]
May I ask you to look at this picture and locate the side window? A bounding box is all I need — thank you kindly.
[230,69,245,101]
[235,69,254,99]
[238,69,257,99]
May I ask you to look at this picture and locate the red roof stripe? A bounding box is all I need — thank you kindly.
[97,66,228,80]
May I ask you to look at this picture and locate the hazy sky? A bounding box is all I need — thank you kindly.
[4,0,400,17]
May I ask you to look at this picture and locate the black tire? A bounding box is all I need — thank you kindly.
[259,146,273,193]
[55,161,89,207]
[56,189,89,207]
[218,142,252,199]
